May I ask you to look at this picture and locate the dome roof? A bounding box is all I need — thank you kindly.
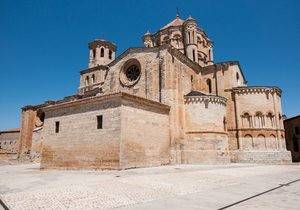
[161,15,184,30]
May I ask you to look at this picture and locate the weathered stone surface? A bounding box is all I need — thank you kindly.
[12,14,291,168]
[40,93,170,169]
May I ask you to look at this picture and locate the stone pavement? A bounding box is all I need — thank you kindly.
[0,163,299,209]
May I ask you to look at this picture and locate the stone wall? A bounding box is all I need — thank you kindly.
[230,150,291,164]
[284,116,300,162]
[120,101,170,169]
[41,93,170,170]
[201,62,246,151]
[41,96,122,170]
[234,87,285,150]
[183,95,230,163]
[0,130,19,153]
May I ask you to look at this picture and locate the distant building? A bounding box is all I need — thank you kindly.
[0,128,19,154]
[15,14,291,169]
[284,115,300,162]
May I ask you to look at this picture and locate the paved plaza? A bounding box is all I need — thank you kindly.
[0,163,299,209]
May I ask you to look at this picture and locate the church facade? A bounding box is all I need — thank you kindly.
[18,15,291,169]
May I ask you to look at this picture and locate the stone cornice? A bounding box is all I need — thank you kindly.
[230,86,282,97]
[88,39,117,51]
[184,94,227,106]
[42,92,170,114]
[80,65,108,75]
[228,128,285,132]
[186,131,227,135]
[201,61,247,83]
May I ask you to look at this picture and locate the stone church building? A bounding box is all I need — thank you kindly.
[18,15,291,169]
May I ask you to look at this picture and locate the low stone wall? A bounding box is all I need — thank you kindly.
[230,150,292,164]
[0,153,19,165]
[0,130,19,154]
[182,133,230,164]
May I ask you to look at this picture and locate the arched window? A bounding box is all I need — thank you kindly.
[192,31,195,43]
[174,34,181,48]
[92,49,96,59]
[91,74,95,83]
[256,134,266,150]
[108,50,112,59]
[241,112,252,128]
[244,134,253,150]
[255,112,265,128]
[192,49,196,62]
[266,112,275,127]
[206,79,212,93]
[162,36,169,45]
[236,72,240,82]
[100,48,104,57]
[85,76,90,86]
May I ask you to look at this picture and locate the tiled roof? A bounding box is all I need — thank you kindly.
[161,16,184,30]
[185,91,207,97]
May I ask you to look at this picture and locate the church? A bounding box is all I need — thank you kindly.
[17,15,291,169]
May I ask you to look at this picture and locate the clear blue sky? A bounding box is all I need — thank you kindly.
[0,0,299,130]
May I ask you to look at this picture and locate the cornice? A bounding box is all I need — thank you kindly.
[42,92,170,114]
[80,65,108,75]
[230,86,282,97]
[88,39,117,51]
[184,94,227,106]
[201,61,247,83]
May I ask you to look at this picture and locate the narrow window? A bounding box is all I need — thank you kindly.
[92,74,95,83]
[85,76,90,86]
[223,117,227,131]
[108,50,112,59]
[191,75,193,82]
[97,115,103,129]
[192,49,196,62]
[92,49,96,59]
[206,79,212,93]
[55,121,60,133]
[236,72,240,82]
[208,49,211,60]
[100,48,104,57]
[192,31,195,43]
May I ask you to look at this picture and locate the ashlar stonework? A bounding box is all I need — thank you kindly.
[16,14,291,169]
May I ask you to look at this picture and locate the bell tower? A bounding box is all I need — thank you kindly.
[88,39,116,68]
[142,31,154,48]
[183,16,198,63]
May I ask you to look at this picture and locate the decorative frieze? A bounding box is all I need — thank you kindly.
[231,86,282,97]
[184,94,227,106]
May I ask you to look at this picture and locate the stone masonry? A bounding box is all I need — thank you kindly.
[15,14,291,169]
